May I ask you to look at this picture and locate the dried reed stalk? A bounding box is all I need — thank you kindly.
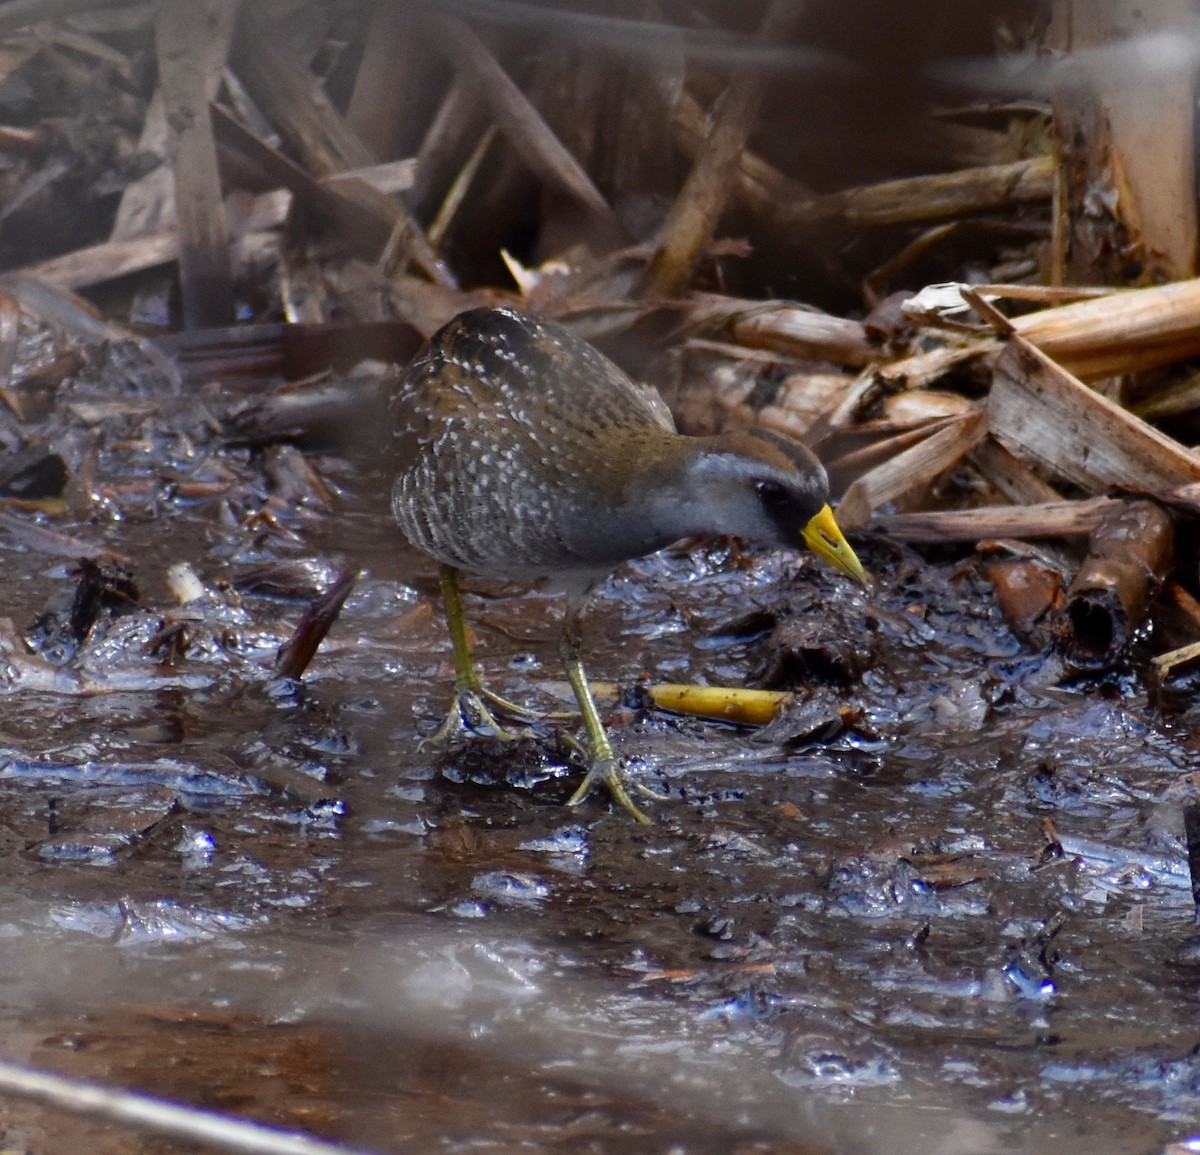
[988,335,1200,491]
[155,2,236,327]
[1061,500,1174,667]
[642,0,803,297]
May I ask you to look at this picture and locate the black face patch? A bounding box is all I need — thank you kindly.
[755,478,789,507]
[754,474,825,542]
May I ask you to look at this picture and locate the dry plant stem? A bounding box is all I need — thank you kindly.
[210,107,391,250]
[826,420,961,496]
[115,0,236,241]
[0,287,17,405]
[426,124,498,250]
[972,283,1114,305]
[877,340,1001,392]
[669,84,1050,236]
[0,0,115,36]
[807,367,879,445]
[642,0,803,299]
[1153,639,1200,682]
[230,7,453,289]
[988,335,1200,492]
[1046,0,1197,282]
[0,1057,370,1155]
[1012,278,1200,379]
[410,78,483,210]
[1049,137,1067,286]
[669,85,815,209]
[864,222,960,305]
[665,83,850,289]
[688,295,875,367]
[429,15,614,224]
[775,157,1054,230]
[0,505,117,559]
[875,497,1122,544]
[324,160,416,196]
[967,437,1062,505]
[1061,501,1175,667]
[1134,373,1200,422]
[19,191,288,290]
[344,0,413,161]
[155,2,236,328]
[837,410,988,530]
[232,8,373,174]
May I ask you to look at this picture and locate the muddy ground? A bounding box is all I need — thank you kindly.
[0,341,1192,1154]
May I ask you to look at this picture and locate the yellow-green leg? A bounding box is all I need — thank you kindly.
[560,597,657,824]
[422,564,533,746]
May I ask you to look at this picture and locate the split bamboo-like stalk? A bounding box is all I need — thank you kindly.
[210,107,389,250]
[669,86,815,215]
[409,78,484,212]
[20,192,288,290]
[344,1,413,162]
[775,157,1054,229]
[1012,278,1200,379]
[987,334,1200,492]
[669,84,1052,233]
[1060,501,1175,668]
[1045,0,1197,283]
[114,0,237,242]
[826,419,961,497]
[967,437,1062,506]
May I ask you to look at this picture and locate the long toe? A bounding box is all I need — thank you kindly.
[567,755,654,824]
[419,690,525,749]
[479,687,575,725]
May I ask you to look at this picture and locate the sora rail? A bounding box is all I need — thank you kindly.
[391,306,866,822]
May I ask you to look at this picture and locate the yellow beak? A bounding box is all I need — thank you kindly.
[801,504,869,585]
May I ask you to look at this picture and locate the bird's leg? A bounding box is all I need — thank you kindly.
[421,564,525,745]
[441,564,573,723]
[560,597,655,824]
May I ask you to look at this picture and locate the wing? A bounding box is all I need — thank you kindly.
[392,307,672,458]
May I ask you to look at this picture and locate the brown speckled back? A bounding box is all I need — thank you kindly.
[390,307,682,580]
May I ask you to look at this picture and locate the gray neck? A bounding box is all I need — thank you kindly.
[639,451,774,545]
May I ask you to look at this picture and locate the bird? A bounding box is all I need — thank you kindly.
[390,305,866,823]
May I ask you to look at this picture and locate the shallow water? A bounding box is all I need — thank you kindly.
[0,415,1198,1153]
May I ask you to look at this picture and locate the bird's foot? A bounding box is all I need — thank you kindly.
[565,749,666,824]
[478,687,574,725]
[419,688,525,749]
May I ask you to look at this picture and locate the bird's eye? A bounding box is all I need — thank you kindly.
[755,479,788,505]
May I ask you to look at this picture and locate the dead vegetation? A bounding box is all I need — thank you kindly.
[0,2,1197,1150]
[0,2,1193,703]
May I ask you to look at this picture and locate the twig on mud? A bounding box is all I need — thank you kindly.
[0,1057,375,1155]
[274,565,359,681]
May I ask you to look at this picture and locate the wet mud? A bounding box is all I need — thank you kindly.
[0,357,1196,1154]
